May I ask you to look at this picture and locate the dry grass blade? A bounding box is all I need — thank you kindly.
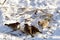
[0,0,6,5]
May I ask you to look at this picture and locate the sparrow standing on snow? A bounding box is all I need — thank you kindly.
[38,18,50,29]
[24,24,42,37]
[5,22,20,31]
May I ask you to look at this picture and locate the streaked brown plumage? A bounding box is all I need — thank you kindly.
[38,18,49,29]
[24,24,42,37]
[5,22,20,31]
[24,24,33,37]
[31,26,42,34]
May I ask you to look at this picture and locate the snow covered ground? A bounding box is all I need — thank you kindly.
[0,0,60,40]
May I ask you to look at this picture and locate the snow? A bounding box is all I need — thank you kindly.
[0,0,60,40]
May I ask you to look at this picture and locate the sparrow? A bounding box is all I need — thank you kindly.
[38,18,50,29]
[24,24,33,37]
[31,25,42,34]
[5,22,20,31]
[24,24,42,37]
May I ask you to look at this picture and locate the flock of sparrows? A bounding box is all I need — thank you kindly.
[5,22,42,37]
[4,9,53,37]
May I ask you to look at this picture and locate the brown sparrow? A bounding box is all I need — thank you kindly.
[38,18,50,29]
[5,22,20,31]
[24,24,42,37]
